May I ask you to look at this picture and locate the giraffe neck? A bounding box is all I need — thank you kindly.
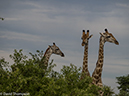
[43,47,53,68]
[81,42,90,79]
[92,36,105,86]
[97,36,105,67]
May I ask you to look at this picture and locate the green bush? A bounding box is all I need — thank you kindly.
[0,49,115,96]
[115,75,129,96]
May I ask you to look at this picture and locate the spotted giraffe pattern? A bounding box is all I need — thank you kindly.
[81,30,93,79]
[42,43,64,69]
[92,29,119,96]
[92,36,104,87]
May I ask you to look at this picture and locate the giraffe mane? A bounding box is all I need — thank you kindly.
[43,47,50,57]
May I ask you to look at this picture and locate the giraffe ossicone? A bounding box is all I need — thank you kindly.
[81,30,93,46]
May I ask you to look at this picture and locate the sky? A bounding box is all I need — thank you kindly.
[0,0,129,94]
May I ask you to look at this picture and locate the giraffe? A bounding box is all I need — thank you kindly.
[92,29,119,95]
[80,30,93,79]
[41,42,64,69]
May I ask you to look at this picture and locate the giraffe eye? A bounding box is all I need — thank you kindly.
[106,36,111,38]
[56,49,59,51]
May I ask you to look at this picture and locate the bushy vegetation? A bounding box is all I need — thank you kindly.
[0,49,123,96]
[115,75,129,96]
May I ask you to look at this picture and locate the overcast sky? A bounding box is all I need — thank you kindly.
[0,0,129,94]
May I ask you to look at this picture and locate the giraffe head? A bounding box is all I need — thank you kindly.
[49,43,65,57]
[81,30,93,46]
[100,29,119,45]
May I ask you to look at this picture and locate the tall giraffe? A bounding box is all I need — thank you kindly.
[92,29,119,95]
[41,43,64,69]
[80,30,93,79]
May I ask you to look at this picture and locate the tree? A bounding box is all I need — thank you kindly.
[103,85,114,96]
[116,74,129,96]
[0,49,114,96]
[0,17,4,20]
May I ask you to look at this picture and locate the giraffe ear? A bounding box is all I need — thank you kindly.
[88,34,93,39]
[48,45,51,48]
[100,32,105,37]
[89,34,93,38]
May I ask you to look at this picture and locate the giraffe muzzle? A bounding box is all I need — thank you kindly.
[82,42,87,46]
[115,40,119,45]
[61,53,65,57]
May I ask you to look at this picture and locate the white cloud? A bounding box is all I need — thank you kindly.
[104,59,129,74]
[0,31,48,42]
[5,18,23,21]
[116,3,129,8]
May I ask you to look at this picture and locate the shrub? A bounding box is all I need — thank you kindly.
[0,49,114,96]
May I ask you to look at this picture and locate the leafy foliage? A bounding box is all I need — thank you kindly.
[0,49,115,96]
[116,74,129,96]
[103,85,114,96]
